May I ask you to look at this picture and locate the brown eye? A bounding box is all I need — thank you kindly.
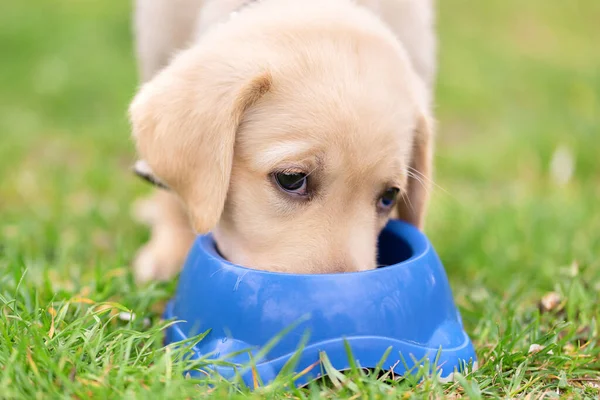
[378,187,399,211]
[274,172,308,196]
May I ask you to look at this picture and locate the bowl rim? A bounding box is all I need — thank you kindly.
[192,220,432,278]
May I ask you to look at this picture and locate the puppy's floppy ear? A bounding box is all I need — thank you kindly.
[396,113,434,230]
[129,49,272,233]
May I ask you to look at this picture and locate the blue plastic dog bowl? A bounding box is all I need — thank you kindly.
[163,220,476,387]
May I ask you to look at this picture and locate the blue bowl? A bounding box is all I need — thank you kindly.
[163,220,476,387]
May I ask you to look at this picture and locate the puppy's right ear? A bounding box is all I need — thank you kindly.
[129,49,272,233]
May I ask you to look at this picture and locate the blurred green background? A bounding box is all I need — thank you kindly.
[1,0,597,295]
[0,0,598,397]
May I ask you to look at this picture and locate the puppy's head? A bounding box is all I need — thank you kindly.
[130,4,433,273]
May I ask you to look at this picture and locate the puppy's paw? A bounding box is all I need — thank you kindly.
[131,195,159,226]
[133,241,187,284]
[131,190,195,284]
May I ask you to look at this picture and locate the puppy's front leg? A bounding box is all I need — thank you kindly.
[132,189,195,283]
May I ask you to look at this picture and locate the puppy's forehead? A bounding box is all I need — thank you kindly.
[239,75,416,176]
[236,32,421,178]
[239,112,412,191]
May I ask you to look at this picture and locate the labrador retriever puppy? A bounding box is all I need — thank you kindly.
[130,0,436,282]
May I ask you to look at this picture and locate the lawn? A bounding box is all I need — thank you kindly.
[1,0,599,398]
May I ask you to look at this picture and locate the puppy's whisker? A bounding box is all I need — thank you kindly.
[406,171,432,199]
[406,171,425,186]
[406,167,430,182]
[290,165,319,186]
[400,191,415,215]
[406,168,434,190]
[304,165,319,178]
[407,166,451,197]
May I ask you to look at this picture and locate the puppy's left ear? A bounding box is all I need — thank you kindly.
[396,113,434,229]
[129,46,272,233]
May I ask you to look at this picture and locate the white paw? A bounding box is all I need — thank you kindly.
[131,195,159,226]
[133,243,183,284]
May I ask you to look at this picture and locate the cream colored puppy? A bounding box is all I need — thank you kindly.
[130,0,436,282]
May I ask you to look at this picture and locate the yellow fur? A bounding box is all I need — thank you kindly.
[130,0,436,281]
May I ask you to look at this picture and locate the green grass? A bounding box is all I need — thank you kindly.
[1,0,599,398]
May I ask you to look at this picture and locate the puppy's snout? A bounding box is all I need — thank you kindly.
[324,231,378,273]
[326,254,376,273]
[327,262,356,274]
[348,227,378,271]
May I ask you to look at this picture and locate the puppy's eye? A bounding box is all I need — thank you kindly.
[274,171,308,196]
[378,187,400,211]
